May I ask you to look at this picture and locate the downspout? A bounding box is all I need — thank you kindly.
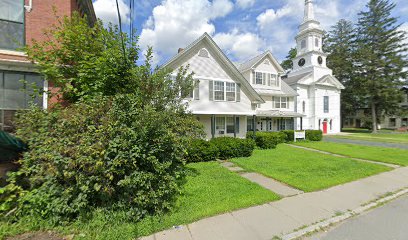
[24,0,33,12]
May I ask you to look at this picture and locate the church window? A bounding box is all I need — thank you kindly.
[301,40,306,49]
[324,96,329,113]
[315,38,319,47]
[302,101,306,113]
[198,49,209,58]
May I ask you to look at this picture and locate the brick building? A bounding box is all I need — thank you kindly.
[0,0,96,131]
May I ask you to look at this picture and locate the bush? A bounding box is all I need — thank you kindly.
[0,95,203,223]
[186,139,218,163]
[210,137,255,160]
[280,130,295,142]
[247,132,286,149]
[305,130,323,141]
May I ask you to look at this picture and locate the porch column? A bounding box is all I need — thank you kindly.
[211,115,215,139]
[233,115,237,138]
[300,117,303,130]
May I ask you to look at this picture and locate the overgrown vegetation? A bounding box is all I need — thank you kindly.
[0,13,203,225]
[247,130,322,149]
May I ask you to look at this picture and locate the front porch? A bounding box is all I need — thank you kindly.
[247,110,305,133]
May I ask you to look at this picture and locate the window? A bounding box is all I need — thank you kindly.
[198,49,209,58]
[226,82,235,102]
[214,81,224,101]
[323,96,329,113]
[301,39,306,49]
[402,118,408,127]
[226,117,235,133]
[330,119,333,130]
[274,97,289,109]
[247,117,254,131]
[270,74,278,87]
[255,72,263,85]
[0,0,24,50]
[302,101,306,113]
[389,118,396,127]
[315,38,319,47]
[215,117,225,132]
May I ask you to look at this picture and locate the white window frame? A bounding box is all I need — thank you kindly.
[215,117,225,131]
[274,97,289,109]
[226,82,236,102]
[214,81,225,101]
[323,96,329,113]
[213,81,236,102]
[255,72,263,85]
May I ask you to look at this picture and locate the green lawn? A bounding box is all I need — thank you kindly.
[231,145,390,192]
[331,132,408,144]
[294,141,408,166]
[0,162,279,240]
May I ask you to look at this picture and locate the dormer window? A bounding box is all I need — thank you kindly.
[198,48,209,58]
[301,40,306,49]
[254,71,279,87]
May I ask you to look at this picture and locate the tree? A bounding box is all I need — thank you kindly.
[281,47,297,71]
[355,0,408,132]
[324,19,359,126]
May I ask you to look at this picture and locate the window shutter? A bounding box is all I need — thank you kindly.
[267,74,271,86]
[262,73,266,85]
[194,80,200,100]
[236,83,241,102]
[277,78,280,87]
[287,97,290,109]
[209,80,213,101]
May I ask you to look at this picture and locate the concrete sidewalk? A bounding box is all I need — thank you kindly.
[140,167,408,240]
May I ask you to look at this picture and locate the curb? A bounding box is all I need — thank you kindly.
[281,188,408,240]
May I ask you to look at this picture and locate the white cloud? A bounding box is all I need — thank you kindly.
[236,0,255,9]
[400,22,408,46]
[139,0,234,65]
[93,0,130,25]
[213,29,265,61]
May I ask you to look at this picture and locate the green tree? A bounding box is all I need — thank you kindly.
[324,19,359,126]
[355,0,408,132]
[281,47,297,71]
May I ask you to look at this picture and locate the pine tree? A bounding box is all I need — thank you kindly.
[324,19,358,127]
[281,47,297,71]
[355,0,408,132]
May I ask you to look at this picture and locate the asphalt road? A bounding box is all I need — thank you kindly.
[324,137,408,150]
[306,194,408,240]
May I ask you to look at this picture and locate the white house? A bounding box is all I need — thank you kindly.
[162,0,343,139]
[284,0,345,134]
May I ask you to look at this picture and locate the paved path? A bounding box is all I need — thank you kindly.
[220,161,303,197]
[307,193,408,240]
[140,167,408,240]
[287,144,400,168]
[324,136,408,150]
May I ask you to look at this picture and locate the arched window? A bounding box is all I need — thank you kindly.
[302,101,305,113]
[315,38,319,47]
[198,49,209,58]
[330,119,333,130]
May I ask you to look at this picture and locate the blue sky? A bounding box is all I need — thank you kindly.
[92,0,408,65]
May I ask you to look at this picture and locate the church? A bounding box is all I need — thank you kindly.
[163,0,344,139]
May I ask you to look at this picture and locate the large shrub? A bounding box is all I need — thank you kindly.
[247,132,286,149]
[306,130,323,141]
[186,139,218,163]
[0,95,203,223]
[280,130,295,142]
[210,137,255,160]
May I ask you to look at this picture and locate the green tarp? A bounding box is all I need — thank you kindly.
[0,131,27,162]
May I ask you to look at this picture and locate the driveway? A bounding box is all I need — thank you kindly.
[306,193,408,240]
[324,137,408,150]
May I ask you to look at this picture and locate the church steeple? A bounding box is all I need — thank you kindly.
[303,0,315,22]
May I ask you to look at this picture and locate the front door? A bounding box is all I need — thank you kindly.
[323,121,328,134]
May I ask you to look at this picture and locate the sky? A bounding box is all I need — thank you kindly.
[92,0,408,66]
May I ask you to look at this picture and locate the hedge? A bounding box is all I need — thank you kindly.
[187,137,256,162]
[246,131,286,149]
[305,130,323,141]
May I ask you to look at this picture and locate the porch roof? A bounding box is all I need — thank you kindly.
[256,110,305,118]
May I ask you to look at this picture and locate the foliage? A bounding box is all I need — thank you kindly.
[1,13,203,224]
[324,19,361,120]
[305,130,323,141]
[232,145,390,192]
[209,137,255,160]
[281,47,297,71]
[354,0,408,132]
[186,139,218,163]
[247,132,286,149]
[280,130,295,142]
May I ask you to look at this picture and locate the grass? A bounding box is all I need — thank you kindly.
[294,141,408,166]
[332,131,408,144]
[0,162,279,240]
[231,145,390,192]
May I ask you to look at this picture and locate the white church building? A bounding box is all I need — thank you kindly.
[163,0,344,139]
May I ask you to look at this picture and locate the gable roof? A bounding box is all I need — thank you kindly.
[316,75,345,89]
[255,81,298,97]
[283,72,312,85]
[238,51,285,73]
[162,33,264,103]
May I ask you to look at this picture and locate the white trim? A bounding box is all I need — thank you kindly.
[24,0,33,12]
[0,49,27,56]
[43,80,48,109]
